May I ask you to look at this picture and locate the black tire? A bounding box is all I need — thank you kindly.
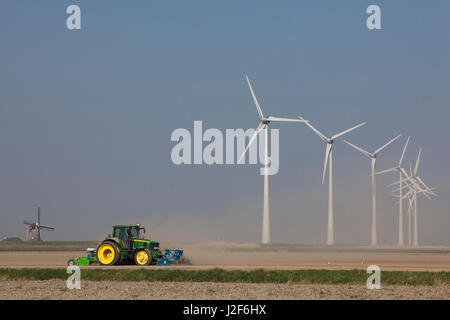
[134,249,152,266]
[67,259,76,266]
[96,241,121,266]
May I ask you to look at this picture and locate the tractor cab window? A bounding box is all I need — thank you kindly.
[129,228,139,238]
[114,228,128,243]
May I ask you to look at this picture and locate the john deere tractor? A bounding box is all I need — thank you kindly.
[95,224,160,266]
[68,224,185,266]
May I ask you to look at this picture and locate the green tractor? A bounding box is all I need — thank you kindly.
[68,224,185,266]
[96,224,161,266]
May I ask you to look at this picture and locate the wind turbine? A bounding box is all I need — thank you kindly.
[343,134,401,245]
[238,75,308,244]
[298,116,366,245]
[384,149,435,246]
[376,137,411,246]
[407,149,435,246]
[392,174,434,247]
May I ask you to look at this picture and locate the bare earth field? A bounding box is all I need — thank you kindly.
[0,280,449,300]
[0,241,449,271]
[1,242,449,299]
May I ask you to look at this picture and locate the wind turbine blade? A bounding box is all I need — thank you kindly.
[374,134,402,155]
[391,182,411,191]
[400,167,416,186]
[238,122,264,164]
[387,180,401,187]
[402,179,416,190]
[266,116,308,123]
[404,189,413,198]
[414,148,422,176]
[392,183,413,194]
[416,184,432,194]
[322,143,332,184]
[421,191,432,200]
[376,167,396,175]
[416,176,436,196]
[413,183,433,199]
[393,188,412,199]
[422,188,436,199]
[23,220,35,226]
[343,140,372,158]
[399,136,410,166]
[245,75,264,120]
[331,122,366,140]
[299,116,328,142]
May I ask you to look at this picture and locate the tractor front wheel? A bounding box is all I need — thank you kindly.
[134,249,152,266]
[97,241,120,266]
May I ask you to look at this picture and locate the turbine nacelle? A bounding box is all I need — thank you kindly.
[300,116,366,184]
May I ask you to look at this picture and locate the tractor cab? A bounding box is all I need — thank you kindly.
[99,224,162,265]
[112,224,146,248]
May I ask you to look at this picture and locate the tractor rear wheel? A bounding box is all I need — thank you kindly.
[134,249,152,266]
[97,241,120,266]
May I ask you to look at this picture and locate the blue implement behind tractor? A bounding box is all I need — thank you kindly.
[157,249,185,265]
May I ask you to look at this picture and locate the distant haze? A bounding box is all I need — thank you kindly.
[0,1,449,245]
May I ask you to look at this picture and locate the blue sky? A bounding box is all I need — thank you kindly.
[0,1,449,245]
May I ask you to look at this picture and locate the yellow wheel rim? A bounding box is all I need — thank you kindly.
[136,251,149,265]
[98,244,115,264]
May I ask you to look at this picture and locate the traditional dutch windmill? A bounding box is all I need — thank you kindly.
[23,207,55,242]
